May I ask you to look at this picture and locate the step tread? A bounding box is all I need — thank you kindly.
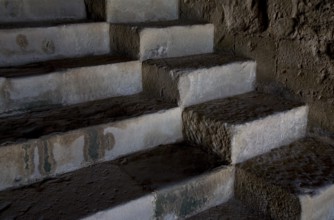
[144,53,250,74]
[0,55,133,78]
[110,20,209,28]
[237,137,334,195]
[0,95,177,146]
[187,198,270,220]
[0,143,223,220]
[0,20,96,30]
[185,92,305,125]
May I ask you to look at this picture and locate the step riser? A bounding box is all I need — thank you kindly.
[83,166,234,220]
[143,61,256,107]
[111,24,214,61]
[87,0,179,23]
[0,108,182,191]
[0,0,86,23]
[0,23,110,67]
[230,106,308,164]
[0,61,142,113]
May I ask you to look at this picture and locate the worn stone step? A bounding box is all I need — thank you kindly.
[110,21,214,61]
[0,55,142,114]
[0,0,86,24]
[183,92,308,164]
[0,22,110,67]
[143,54,256,107]
[187,198,270,220]
[236,137,334,220]
[0,144,233,220]
[0,94,182,191]
[86,0,179,23]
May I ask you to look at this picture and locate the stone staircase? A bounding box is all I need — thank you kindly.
[0,0,333,219]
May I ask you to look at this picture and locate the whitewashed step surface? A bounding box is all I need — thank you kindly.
[0,56,142,114]
[183,92,308,164]
[0,0,86,24]
[0,95,182,191]
[143,54,256,107]
[0,22,110,67]
[110,21,214,61]
[86,0,179,23]
[236,137,334,220]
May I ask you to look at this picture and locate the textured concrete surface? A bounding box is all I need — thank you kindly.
[0,56,142,113]
[86,0,179,23]
[188,198,270,220]
[143,53,256,107]
[0,144,224,220]
[0,22,110,67]
[0,0,86,23]
[236,137,334,220]
[183,92,308,164]
[180,0,334,134]
[110,21,214,60]
[0,95,182,190]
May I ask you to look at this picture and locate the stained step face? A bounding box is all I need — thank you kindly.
[143,54,256,107]
[0,144,233,220]
[86,0,179,23]
[0,55,142,114]
[0,0,86,24]
[236,137,334,220]
[110,21,214,61]
[0,22,110,67]
[183,92,308,164]
[0,95,182,191]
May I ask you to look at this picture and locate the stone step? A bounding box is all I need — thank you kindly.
[0,144,234,220]
[110,21,214,61]
[0,22,110,67]
[235,137,334,220]
[183,92,308,164]
[143,53,256,107]
[86,0,179,23]
[0,0,86,24]
[0,95,182,191]
[0,55,142,114]
[187,198,270,220]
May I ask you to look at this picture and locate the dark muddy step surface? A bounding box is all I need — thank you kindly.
[187,198,270,220]
[0,143,223,220]
[144,53,249,74]
[0,94,177,146]
[0,55,132,78]
[0,19,94,29]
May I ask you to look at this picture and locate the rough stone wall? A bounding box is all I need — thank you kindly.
[180,0,334,134]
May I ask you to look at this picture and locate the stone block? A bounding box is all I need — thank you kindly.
[110,21,214,60]
[236,137,334,220]
[86,0,179,23]
[0,0,86,23]
[0,22,110,67]
[183,92,308,164]
[143,54,256,107]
